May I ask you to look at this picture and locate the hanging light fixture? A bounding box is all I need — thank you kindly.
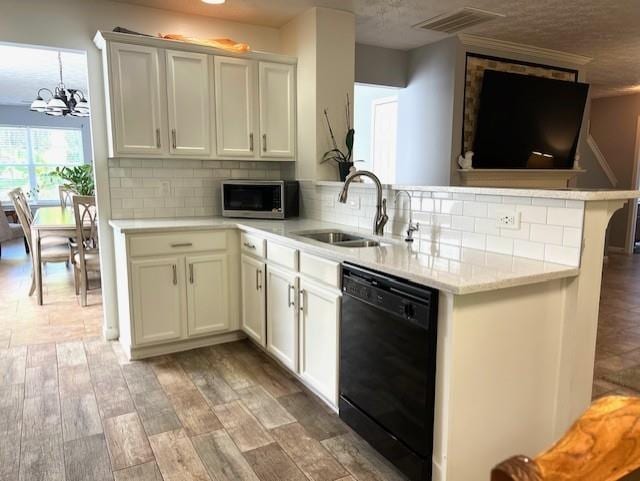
[30,51,90,117]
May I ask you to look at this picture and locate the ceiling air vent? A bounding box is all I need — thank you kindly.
[413,7,505,34]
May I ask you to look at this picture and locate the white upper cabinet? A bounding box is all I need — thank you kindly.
[166,50,212,156]
[214,57,256,157]
[259,62,295,159]
[186,253,230,337]
[109,43,165,155]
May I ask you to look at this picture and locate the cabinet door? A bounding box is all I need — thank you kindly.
[166,50,212,156]
[131,256,184,346]
[214,57,256,157]
[259,62,295,158]
[186,253,229,337]
[299,279,341,405]
[267,265,298,371]
[241,254,266,346]
[109,43,165,155]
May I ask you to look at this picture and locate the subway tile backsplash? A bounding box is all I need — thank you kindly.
[300,181,584,267]
[108,158,293,220]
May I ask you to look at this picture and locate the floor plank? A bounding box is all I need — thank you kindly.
[321,432,407,481]
[90,363,136,419]
[212,400,273,452]
[205,345,255,390]
[168,388,222,437]
[19,433,65,481]
[64,433,113,481]
[26,343,56,368]
[132,388,182,436]
[122,362,162,394]
[22,393,61,440]
[84,339,119,367]
[58,364,93,399]
[278,392,347,441]
[0,428,21,481]
[194,370,239,407]
[61,394,103,441]
[191,429,260,481]
[148,428,212,481]
[113,461,163,481]
[151,358,196,394]
[24,364,58,399]
[242,443,308,481]
[0,346,26,385]
[0,383,24,432]
[104,412,154,471]
[56,341,88,367]
[236,384,295,429]
[272,422,348,481]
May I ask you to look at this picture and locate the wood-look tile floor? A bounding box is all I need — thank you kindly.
[0,239,103,347]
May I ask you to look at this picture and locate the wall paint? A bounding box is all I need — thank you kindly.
[355,43,408,88]
[0,0,283,340]
[0,104,93,162]
[396,37,458,186]
[590,93,640,248]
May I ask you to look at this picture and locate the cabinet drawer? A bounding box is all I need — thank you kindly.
[299,252,340,288]
[129,230,227,257]
[267,241,298,271]
[241,232,266,258]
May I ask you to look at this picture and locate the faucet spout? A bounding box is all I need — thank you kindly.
[338,170,388,236]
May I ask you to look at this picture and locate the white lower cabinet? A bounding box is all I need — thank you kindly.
[130,256,184,345]
[299,278,341,404]
[186,254,230,337]
[266,265,298,371]
[241,254,266,346]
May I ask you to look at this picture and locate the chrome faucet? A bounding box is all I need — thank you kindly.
[338,170,388,236]
[394,190,420,242]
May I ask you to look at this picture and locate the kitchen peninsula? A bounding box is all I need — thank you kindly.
[111,185,640,481]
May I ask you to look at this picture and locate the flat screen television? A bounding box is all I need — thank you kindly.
[471,70,589,169]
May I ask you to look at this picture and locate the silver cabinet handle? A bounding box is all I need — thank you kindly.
[155,128,161,148]
[262,133,267,152]
[172,265,177,285]
[287,284,294,308]
[249,133,254,152]
[256,269,263,290]
[299,289,305,312]
[243,242,256,250]
[170,243,193,248]
[171,129,177,149]
[189,263,194,284]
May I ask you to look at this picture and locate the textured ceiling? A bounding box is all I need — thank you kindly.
[112,0,640,97]
[0,44,89,106]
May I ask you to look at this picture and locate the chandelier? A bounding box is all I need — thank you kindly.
[30,51,90,117]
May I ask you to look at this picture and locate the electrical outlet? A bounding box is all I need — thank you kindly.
[497,211,521,230]
[160,181,171,196]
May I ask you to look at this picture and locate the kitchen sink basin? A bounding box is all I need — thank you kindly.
[293,230,385,248]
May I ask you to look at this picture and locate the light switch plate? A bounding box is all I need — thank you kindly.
[160,181,171,196]
[497,211,521,230]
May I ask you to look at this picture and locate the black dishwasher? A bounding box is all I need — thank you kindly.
[340,263,438,481]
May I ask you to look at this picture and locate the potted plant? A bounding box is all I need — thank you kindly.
[322,95,356,181]
[49,165,95,196]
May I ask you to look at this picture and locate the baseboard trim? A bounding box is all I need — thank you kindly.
[125,330,246,360]
[608,246,628,254]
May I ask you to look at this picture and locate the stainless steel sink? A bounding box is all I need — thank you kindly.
[293,230,384,248]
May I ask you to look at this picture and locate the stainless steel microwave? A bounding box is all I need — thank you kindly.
[221,180,299,219]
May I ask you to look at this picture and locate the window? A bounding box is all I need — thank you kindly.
[0,125,84,202]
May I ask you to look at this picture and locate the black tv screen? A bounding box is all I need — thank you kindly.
[472,70,589,169]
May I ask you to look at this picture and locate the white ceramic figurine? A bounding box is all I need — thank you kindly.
[458,151,474,170]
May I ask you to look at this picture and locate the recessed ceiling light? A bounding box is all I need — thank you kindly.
[202,0,225,4]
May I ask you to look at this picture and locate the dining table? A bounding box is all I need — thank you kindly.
[31,206,77,305]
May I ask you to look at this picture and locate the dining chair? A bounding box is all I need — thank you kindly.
[58,185,74,208]
[0,200,25,258]
[72,195,100,306]
[8,188,71,296]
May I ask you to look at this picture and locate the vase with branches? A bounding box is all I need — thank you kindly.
[321,94,357,181]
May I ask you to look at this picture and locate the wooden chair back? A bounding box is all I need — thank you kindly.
[72,195,98,272]
[8,188,33,250]
[491,396,640,481]
[58,185,74,208]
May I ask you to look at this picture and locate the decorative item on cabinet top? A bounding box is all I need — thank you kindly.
[94,30,297,161]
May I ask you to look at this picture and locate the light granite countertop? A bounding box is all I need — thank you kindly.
[314,181,640,201]
[110,217,579,295]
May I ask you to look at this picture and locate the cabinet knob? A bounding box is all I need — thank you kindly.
[243,242,256,250]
